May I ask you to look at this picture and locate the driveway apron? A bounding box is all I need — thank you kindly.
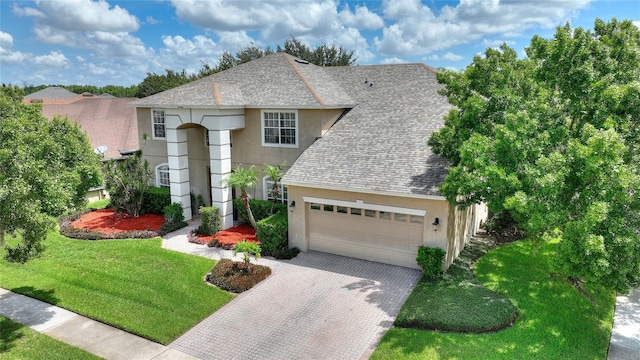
[165,233,421,360]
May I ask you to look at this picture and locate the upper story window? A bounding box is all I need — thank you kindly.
[263,176,287,203]
[152,110,166,139]
[261,110,298,148]
[156,164,170,189]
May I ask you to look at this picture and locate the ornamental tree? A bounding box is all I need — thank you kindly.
[0,85,102,262]
[429,19,640,294]
[222,166,258,228]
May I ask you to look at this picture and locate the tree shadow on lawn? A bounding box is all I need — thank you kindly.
[0,287,60,354]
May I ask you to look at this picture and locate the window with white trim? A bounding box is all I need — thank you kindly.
[152,110,166,139]
[261,110,298,147]
[263,176,287,203]
[156,164,170,189]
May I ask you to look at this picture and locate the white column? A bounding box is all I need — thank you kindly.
[209,130,233,229]
[166,127,192,221]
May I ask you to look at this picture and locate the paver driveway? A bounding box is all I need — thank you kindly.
[163,229,421,360]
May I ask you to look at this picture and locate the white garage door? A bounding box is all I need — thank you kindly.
[308,203,424,269]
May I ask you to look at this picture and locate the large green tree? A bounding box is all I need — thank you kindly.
[429,19,640,293]
[0,85,102,262]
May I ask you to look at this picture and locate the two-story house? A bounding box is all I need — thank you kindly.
[130,53,487,270]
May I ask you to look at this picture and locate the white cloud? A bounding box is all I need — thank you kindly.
[146,16,159,25]
[428,52,464,61]
[0,31,30,64]
[16,0,139,32]
[375,0,592,57]
[380,57,409,64]
[340,5,385,30]
[482,39,516,48]
[32,51,70,67]
[633,21,640,29]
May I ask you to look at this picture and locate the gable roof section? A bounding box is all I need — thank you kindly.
[130,53,354,108]
[40,97,139,160]
[282,63,451,198]
[25,86,77,100]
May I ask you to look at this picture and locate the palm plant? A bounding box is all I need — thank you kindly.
[233,241,261,272]
[222,166,258,228]
[263,163,285,214]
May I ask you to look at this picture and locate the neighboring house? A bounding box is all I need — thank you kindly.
[26,88,139,160]
[26,87,140,202]
[130,53,487,270]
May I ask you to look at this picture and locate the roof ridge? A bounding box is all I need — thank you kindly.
[283,53,326,106]
[212,83,222,106]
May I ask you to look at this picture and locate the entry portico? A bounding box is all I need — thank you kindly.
[163,107,244,227]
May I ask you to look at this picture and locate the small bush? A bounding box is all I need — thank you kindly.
[157,221,187,236]
[234,199,286,223]
[273,247,300,260]
[141,186,171,215]
[416,246,446,279]
[198,207,221,236]
[256,209,291,257]
[163,202,185,225]
[206,259,272,293]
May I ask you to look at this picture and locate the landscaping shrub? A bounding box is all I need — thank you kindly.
[157,221,187,236]
[234,198,286,223]
[256,209,291,257]
[416,246,446,279]
[197,206,221,236]
[206,258,271,293]
[163,202,184,224]
[141,186,171,215]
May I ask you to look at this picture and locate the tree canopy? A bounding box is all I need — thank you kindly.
[136,37,357,98]
[0,85,103,262]
[429,19,640,293]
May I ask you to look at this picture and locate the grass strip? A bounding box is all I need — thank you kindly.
[0,232,233,344]
[372,239,615,360]
[0,315,102,360]
[395,240,516,333]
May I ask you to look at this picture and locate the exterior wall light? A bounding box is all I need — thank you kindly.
[432,217,440,226]
[289,201,296,211]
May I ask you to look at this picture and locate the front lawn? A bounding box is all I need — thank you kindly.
[372,239,615,360]
[0,232,234,344]
[1,316,101,360]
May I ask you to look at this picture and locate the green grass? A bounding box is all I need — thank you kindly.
[1,315,101,360]
[395,241,516,333]
[372,239,615,360]
[0,232,234,344]
[86,199,109,209]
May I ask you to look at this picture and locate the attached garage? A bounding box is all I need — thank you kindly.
[305,198,427,269]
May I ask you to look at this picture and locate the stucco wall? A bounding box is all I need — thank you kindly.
[137,107,344,202]
[444,203,488,269]
[286,185,450,255]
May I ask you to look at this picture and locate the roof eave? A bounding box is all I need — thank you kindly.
[281,181,447,201]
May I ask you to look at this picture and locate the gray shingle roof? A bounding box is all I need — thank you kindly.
[130,53,354,108]
[25,87,77,99]
[132,52,450,197]
[282,63,451,197]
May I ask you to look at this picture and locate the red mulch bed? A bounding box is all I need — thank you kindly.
[196,224,260,248]
[70,209,165,235]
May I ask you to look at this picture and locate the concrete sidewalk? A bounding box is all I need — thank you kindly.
[0,288,197,360]
[608,289,640,360]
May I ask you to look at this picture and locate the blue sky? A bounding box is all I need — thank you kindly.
[1,0,638,87]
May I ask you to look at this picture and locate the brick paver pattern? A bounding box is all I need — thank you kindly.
[163,225,421,360]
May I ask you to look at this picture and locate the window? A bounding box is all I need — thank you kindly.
[152,110,166,139]
[365,210,376,218]
[264,177,287,203]
[410,215,424,224]
[350,208,362,216]
[156,164,170,189]
[262,110,298,147]
[204,129,210,147]
[394,213,407,222]
[323,204,334,212]
[310,203,321,210]
[336,206,348,214]
[379,211,391,220]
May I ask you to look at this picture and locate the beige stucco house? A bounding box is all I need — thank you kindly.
[130,53,487,270]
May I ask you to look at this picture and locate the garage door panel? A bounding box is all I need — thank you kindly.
[308,207,423,269]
